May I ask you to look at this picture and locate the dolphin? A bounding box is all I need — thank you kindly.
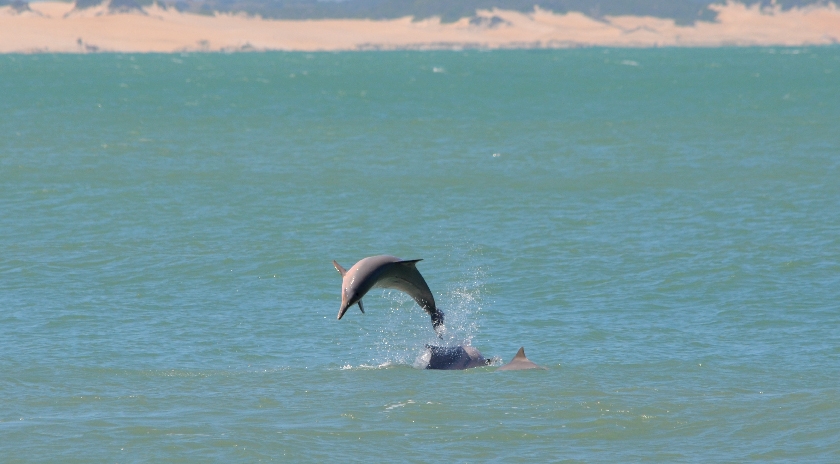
[421,344,492,370]
[496,347,546,371]
[333,255,445,334]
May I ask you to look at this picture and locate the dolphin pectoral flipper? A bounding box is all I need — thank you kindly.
[357,299,364,313]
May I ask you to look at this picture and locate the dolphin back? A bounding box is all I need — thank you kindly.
[373,259,437,313]
[424,345,489,370]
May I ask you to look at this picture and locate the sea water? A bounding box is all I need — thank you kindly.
[1,48,839,462]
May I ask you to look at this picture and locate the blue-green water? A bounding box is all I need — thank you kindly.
[2,48,839,462]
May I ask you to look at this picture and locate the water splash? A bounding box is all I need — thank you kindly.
[360,246,489,368]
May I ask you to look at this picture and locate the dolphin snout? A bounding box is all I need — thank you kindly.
[337,305,348,320]
[337,299,351,320]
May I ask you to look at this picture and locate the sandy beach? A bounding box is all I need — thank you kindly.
[1,1,839,53]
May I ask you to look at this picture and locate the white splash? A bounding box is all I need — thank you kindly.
[362,245,489,367]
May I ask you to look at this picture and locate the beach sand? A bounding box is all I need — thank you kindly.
[1,1,839,53]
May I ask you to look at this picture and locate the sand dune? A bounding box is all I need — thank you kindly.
[1,1,838,53]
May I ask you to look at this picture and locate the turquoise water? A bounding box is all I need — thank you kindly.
[2,48,839,461]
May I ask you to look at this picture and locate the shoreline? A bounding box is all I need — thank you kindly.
[2,1,839,53]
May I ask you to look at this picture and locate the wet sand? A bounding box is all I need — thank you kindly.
[1,1,839,53]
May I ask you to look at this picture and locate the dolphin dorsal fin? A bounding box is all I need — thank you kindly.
[397,259,422,266]
[333,260,347,276]
[497,347,545,371]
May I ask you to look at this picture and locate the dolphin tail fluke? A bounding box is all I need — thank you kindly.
[431,310,445,338]
[333,260,347,276]
[358,299,365,314]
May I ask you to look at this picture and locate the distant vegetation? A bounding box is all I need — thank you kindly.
[2,0,32,12]
[64,0,833,24]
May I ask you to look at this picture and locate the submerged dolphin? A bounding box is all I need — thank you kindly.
[496,347,546,371]
[422,344,492,370]
[333,255,445,334]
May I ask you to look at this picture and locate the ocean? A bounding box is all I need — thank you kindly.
[1,48,839,462]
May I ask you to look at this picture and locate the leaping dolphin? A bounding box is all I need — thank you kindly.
[333,255,445,335]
